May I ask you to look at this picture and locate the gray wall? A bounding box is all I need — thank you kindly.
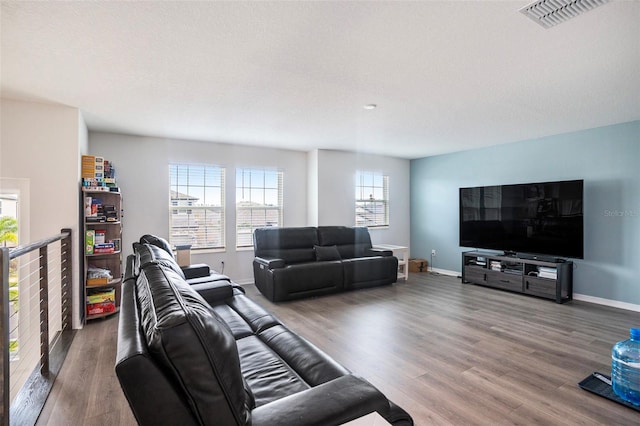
[410,121,640,306]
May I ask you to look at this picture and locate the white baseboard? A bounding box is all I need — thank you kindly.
[239,276,639,312]
[426,271,640,312]
[424,267,460,277]
[573,293,640,312]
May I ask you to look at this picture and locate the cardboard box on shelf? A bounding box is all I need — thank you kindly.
[94,229,106,245]
[408,258,429,273]
[176,245,192,267]
[84,196,92,217]
[85,230,95,255]
[86,301,116,316]
[87,288,115,304]
[93,242,115,254]
[86,277,109,286]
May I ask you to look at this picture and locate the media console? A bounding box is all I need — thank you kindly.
[461,251,573,303]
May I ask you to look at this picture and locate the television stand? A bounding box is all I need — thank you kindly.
[461,251,573,303]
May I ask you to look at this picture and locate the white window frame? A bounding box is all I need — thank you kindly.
[169,163,225,250]
[236,168,283,249]
[355,171,389,228]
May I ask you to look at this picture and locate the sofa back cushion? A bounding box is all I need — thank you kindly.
[140,234,174,257]
[134,242,186,280]
[136,262,251,425]
[116,270,200,425]
[317,226,373,259]
[253,227,318,264]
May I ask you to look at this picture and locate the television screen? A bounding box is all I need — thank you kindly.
[459,180,583,259]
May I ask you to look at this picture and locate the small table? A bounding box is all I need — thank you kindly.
[373,244,409,281]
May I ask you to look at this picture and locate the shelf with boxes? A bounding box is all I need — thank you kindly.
[82,155,122,322]
[461,251,573,303]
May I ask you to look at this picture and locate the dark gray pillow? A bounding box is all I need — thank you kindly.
[315,245,341,261]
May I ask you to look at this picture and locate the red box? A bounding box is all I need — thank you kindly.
[86,301,116,316]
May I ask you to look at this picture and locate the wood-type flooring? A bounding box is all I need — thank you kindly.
[37,272,640,425]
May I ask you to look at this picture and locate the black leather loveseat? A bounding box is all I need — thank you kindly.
[253,226,398,302]
[116,239,413,425]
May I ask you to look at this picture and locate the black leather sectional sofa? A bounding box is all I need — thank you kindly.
[253,226,399,302]
[116,237,413,425]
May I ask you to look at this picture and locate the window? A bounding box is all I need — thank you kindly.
[355,171,389,227]
[236,168,283,248]
[169,164,225,249]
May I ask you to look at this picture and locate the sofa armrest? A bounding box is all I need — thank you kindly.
[366,248,393,257]
[251,374,389,426]
[254,256,286,269]
[181,263,211,279]
[189,280,234,304]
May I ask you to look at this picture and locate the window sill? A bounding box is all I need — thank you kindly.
[191,247,226,254]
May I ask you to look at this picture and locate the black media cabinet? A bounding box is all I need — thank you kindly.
[462,251,573,303]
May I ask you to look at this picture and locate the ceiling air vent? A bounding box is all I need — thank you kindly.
[520,0,611,29]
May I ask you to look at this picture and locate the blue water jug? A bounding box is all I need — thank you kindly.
[611,327,640,406]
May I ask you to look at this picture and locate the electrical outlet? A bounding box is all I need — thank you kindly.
[431,249,437,257]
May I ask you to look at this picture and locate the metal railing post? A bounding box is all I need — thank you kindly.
[60,229,72,332]
[39,246,49,376]
[1,248,10,426]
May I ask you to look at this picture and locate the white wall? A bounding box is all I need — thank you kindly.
[316,150,411,249]
[89,132,308,283]
[1,98,84,328]
[89,134,412,283]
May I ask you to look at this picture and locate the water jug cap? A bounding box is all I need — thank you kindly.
[631,328,640,340]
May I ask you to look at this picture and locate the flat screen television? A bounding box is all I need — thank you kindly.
[459,179,584,259]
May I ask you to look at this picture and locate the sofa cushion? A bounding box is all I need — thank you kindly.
[236,335,309,407]
[115,277,200,426]
[227,293,282,334]
[314,245,342,261]
[317,226,373,259]
[258,325,349,386]
[134,242,186,280]
[135,262,251,424]
[342,256,399,290]
[211,304,254,339]
[139,234,174,257]
[272,262,344,298]
[190,281,234,305]
[253,227,319,264]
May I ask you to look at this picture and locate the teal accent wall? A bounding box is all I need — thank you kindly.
[410,121,640,305]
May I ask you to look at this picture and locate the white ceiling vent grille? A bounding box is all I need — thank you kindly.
[520,0,611,29]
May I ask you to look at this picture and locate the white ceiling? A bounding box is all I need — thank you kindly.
[1,1,639,159]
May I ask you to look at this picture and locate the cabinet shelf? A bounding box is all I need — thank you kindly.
[85,220,121,225]
[86,277,122,288]
[83,188,122,323]
[86,250,121,257]
[86,306,120,321]
[461,251,572,304]
[82,189,120,194]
